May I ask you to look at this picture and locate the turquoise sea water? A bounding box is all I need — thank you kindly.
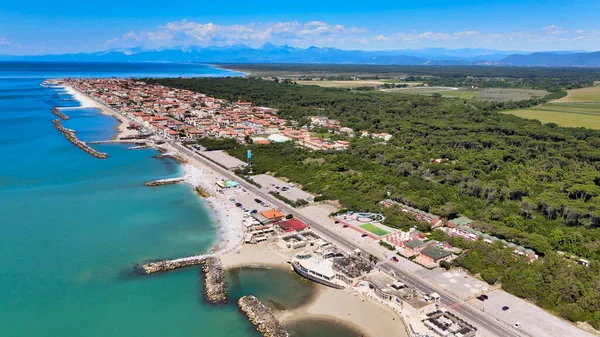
[0,62,360,337]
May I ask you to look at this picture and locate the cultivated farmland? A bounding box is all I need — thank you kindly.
[385,87,548,102]
[503,84,600,129]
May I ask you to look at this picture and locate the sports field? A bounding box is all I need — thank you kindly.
[359,223,390,236]
[503,85,600,129]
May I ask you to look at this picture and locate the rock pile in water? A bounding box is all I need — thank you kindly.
[238,296,290,337]
[51,107,69,120]
[201,257,227,303]
[52,119,108,159]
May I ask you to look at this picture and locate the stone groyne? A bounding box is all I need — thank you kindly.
[51,107,69,120]
[138,255,206,274]
[144,178,184,187]
[238,296,290,337]
[52,119,109,159]
[201,257,227,303]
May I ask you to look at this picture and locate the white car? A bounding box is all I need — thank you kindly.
[514,323,522,329]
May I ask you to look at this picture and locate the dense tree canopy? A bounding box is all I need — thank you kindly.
[151,75,600,328]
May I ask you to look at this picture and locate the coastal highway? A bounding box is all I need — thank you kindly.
[171,141,524,337]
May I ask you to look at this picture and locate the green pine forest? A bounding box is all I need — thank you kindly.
[150,71,600,327]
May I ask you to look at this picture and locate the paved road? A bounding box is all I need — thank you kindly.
[173,142,523,337]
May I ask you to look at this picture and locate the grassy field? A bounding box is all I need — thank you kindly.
[474,88,548,101]
[359,223,390,236]
[503,85,600,129]
[296,80,385,88]
[385,87,548,102]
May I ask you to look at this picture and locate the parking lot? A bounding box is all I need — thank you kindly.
[221,187,274,213]
[469,289,593,337]
[416,268,491,301]
[201,150,247,169]
[251,174,314,202]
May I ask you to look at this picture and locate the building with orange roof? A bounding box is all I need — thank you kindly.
[260,209,285,222]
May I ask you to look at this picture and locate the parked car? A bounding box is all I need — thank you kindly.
[361,234,368,237]
[476,296,486,301]
[250,210,258,214]
[235,203,242,207]
[514,323,521,329]
[391,256,399,262]
[254,198,262,203]
[481,294,489,300]
[502,306,509,311]
[342,224,349,228]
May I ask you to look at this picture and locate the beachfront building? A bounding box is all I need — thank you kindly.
[358,271,437,316]
[415,246,454,267]
[277,218,308,232]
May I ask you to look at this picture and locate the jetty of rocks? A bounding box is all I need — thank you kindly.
[144,178,184,187]
[51,107,69,120]
[137,254,210,274]
[238,296,290,337]
[201,257,227,303]
[52,119,108,159]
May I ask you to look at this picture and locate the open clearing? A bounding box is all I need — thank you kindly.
[386,87,548,102]
[359,223,390,236]
[296,80,423,88]
[503,85,600,129]
[474,88,548,101]
[296,80,385,88]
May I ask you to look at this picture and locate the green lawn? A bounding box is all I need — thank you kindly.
[359,223,390,236]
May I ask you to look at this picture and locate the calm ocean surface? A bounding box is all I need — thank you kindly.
[0,62,361,337]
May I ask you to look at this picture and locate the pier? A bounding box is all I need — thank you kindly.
[52,119,109,159]
[201,257,227,303]
[51,107,70,120]
[144,178,184,187]
[238,296,290,337]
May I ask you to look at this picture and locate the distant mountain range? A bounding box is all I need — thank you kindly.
[1,44,599,67]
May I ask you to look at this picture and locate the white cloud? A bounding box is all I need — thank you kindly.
[543,25,568,35]
[0,37,12,46]
[108,20,366,48]
[106,22,600,51]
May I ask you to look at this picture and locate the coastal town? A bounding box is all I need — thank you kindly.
[63,78,365,151]
[46,77,593,337]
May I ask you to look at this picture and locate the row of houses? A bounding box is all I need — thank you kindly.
[382,199,539,263]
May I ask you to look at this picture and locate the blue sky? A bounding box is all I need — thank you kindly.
[1,0,599,54]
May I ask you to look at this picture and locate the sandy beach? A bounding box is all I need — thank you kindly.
[221,244,408,337]
[62,82,247,255]
[180,162,246,253]
[61,84,138,139]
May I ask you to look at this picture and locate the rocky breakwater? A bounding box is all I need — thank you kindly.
[201,257,227,303]
[51,107,69,120]
[238,296,290,337]
[144,178,184,187]
[138,255,207,274]
[52,119,108,159]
